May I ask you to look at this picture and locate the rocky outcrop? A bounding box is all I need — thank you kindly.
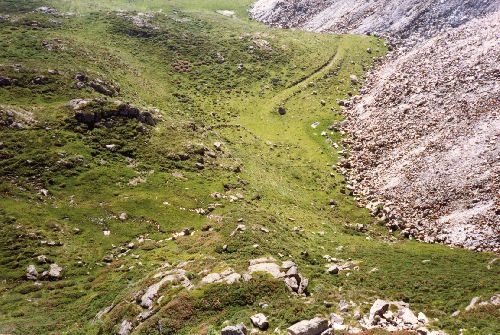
[74,74,120,97]
[360,299,438,333]
[0,105,36,129]
[139,269,193,309]
[70,99,161,128]
[246,258,309,295]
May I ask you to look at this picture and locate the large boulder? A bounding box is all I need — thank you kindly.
[287,317,329,335]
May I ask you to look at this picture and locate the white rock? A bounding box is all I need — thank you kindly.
[248,262,284,278]
[287,317,329,335]
[330,313,343,324]
[48,263,62,279]
[26,265,38,280]
[250,313,269,330]
[399,307,419,325]
[281,260,296,269]
[326,265,339,274]
[214,141,223,150]
[224,273,242,284]
[465,296,480,311]
[201,273,222,284]
[118,320,133,335]
[221,323,247,335]
[418,312,429,324]
[369,299,389,320]
[311,121,320,129]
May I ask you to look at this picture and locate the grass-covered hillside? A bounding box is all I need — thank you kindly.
[0,1,498,334]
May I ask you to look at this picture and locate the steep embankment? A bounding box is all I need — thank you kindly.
[251,0,500,251]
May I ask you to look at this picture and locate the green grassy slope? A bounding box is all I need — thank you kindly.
[0,1,498,335]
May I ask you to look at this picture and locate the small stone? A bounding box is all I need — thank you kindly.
[214,142,223,151]
[339,300,349,312]
[330,312,344,325]
[221,323,247,335]
[311,121,320,129]
[327,265,339,275]
[48,263,63,279]
[119,212,128,221]
[26,265,38,280]
[250,313,269,330]
[37,255,49,264]
[278,106,286,115]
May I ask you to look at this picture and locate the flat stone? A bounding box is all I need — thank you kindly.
[248,262,284,278]
[201,273,222,284]
[287,317,329,335]
[249,257,276,266]
[282,260,296,269]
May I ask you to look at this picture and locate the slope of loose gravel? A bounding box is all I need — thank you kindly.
[342,12,500,251]
[251,0,499,44]
[251,0,500,251]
